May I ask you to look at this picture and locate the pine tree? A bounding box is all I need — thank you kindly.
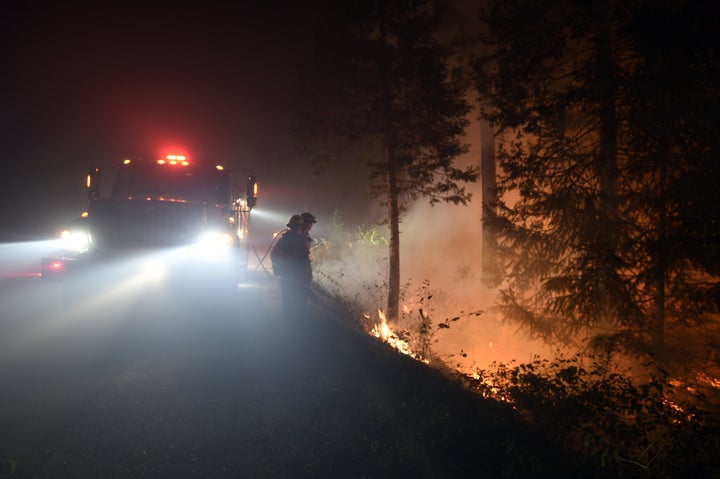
[294,0,477,321]
[473,0,720,376]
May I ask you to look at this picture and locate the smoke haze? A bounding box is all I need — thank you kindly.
[311,116,556,374]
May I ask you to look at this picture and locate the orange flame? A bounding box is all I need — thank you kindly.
[377,309,390,340]
[369,309,426,362]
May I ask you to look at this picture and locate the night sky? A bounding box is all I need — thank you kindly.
[1,1,371,239]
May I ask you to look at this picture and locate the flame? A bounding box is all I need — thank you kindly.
[377,309,389,340]
[370,309,427,363]
[370,309,390,340]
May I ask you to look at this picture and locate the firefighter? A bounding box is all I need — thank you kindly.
[272,214,312,319]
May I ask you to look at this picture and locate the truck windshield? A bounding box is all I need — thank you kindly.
[111,164,230,204]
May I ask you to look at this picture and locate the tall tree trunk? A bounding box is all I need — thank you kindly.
[652,145,670,357]
[386,146,401,321]
[653,228,667,356]
[593,1,620,331]
[378,13,400,321]
[594,1,619,241]
[479,118,498,282]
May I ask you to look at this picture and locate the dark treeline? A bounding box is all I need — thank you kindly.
[472,0,719,389]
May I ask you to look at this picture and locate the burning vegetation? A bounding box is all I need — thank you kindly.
[310,210,720,478]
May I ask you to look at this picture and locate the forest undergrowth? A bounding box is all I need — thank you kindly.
[311,215,720,478]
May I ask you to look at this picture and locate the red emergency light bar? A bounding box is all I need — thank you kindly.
[122,155,224,170]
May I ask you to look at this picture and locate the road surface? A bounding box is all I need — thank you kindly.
[0,248,567,478]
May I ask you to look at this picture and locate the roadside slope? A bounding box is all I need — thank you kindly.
[0,277,573,478]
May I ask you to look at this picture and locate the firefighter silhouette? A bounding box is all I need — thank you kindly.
[272,214,313,318]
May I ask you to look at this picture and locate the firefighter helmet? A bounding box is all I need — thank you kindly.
[287,214,304,228]
[301,212,316,224]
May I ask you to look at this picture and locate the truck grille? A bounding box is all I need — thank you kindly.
[88,199,205,250]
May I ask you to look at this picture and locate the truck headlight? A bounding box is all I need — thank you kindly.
[60,229,90,252]
[196,231,234,249]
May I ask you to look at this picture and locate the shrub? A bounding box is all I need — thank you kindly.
[471,354,720,478]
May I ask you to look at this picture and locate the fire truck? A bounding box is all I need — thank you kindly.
[41,154,258,302]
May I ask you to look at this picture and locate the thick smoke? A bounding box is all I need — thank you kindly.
[311,116,556,375]
[399,195,555,373]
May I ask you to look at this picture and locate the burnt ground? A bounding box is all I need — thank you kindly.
[0,272,575,479]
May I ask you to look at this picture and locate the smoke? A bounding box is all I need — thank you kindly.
[311,117,556,375]
[399,193,554,373]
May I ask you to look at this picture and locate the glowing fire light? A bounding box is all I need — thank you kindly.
[370,309,426,362]
[377,309,389,340]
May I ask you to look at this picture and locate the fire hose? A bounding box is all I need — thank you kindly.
[250,228,288,277]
